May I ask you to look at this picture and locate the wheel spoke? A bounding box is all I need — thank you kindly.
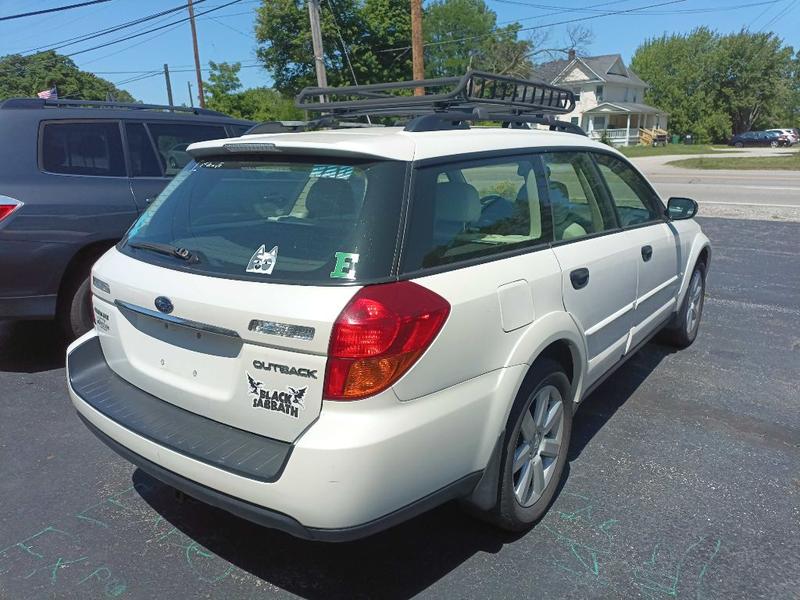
[539,438,561,457]
[533,389,549,428]
[513,442,531,472]
[520,411,536,442]
[515,461,532,502]
[543,400,563,435]
[531,455,546,498]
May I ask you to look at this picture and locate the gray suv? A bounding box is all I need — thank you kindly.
[0,98,251,338]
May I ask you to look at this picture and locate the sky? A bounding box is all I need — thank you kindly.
[0,0,798,105]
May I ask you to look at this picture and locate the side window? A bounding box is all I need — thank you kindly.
[403,156,553,271]
[125,122,162,177]
[593,153,662,227]
[145,122,227,176]
[541,152,616,241]
[228,124,252,137]
[41,121,125,177]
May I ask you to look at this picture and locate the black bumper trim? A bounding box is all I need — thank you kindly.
[80,415,482,542]
[68,336,292,483]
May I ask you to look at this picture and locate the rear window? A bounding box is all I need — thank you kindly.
[122,156,407,284]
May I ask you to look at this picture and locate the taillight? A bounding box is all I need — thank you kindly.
[0,196,23,222]
[324,281,450,400]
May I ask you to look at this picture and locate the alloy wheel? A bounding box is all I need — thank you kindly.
[512,385,564,507]
[685,270,704,336]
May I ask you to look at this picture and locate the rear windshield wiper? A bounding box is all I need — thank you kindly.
[128,241,199,263]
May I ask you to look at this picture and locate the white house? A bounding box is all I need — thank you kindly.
[533,52,668,146]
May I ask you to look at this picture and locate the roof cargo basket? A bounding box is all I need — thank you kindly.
[295,70,584,135]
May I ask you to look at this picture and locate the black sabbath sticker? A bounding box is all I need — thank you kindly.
[247,373,306,418]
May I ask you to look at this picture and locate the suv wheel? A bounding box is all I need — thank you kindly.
[59,271,93,340]
[493,358,572,531]
[770,140,779,148]
[734,142,743,148]
[661,262,706,348]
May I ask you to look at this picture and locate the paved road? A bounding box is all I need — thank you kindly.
[630,147,800,222]
[1,217,799,599]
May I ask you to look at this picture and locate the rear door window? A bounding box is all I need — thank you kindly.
[145,122,227,176]
[40,121,125,177]
[402,155,553,271]
[123,157,407,284]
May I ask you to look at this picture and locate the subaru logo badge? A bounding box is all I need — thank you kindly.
[154,296,174,314]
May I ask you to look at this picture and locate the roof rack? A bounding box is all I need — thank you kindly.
[0,97,226,116]
[295,70,583,134]
[244,119,385,135]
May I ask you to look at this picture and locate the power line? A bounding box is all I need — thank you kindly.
[325,0,360,86]
[489,0,783,15]
[19,1,208,56]
[0,0,112,22]
[378,0,690,53]
[65,0,243,58]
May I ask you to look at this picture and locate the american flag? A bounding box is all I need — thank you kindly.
[37,87,57,99]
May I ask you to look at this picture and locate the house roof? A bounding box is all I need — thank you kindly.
[583,101,667,115]
[533,54,647,87]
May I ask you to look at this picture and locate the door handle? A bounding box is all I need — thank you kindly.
[641,245,653,262]
[570,268,590,290]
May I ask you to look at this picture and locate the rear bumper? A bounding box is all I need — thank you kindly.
[67,331,524,538]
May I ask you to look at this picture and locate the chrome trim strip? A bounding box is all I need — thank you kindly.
[115,299,241,339]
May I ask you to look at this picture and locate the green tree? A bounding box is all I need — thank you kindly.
[631,28,796,142]
[203,61,302,121]
[0,50,134,102]
[424,0,532,78]
[254,0,534,95]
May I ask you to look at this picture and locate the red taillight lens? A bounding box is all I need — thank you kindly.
[324,281,450,400]
[0,198,22,222]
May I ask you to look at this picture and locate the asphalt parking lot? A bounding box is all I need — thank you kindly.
[1,216,798,600]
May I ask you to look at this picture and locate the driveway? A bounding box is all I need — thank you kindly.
[630,147,800,222]
[1,217,798,599]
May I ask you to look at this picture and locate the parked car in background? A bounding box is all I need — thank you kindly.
[766,129,798,145]
[729,130,791,148]
[166,142,192,172]
[0,98,252,338]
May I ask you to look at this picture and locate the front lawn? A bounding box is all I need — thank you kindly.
[618,144,733,157]
[666,155,800,170]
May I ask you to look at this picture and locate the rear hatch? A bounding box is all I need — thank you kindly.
[91,153,407,443]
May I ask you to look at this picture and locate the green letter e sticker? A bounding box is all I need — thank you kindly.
[330,252,359,280]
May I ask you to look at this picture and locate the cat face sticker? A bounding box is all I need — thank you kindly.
[246,245,278,275]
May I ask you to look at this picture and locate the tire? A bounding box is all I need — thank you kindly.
[770,141,778,148]
[492,358,573,532]
[660,262,706,349]
[734,142,743,148]
[58,271,93,340]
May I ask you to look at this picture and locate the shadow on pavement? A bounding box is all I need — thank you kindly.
[0,319,67,373]
[134,340,675,599]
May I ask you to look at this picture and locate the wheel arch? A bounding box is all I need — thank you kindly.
[675,234,711,308]
[56,239,117,311]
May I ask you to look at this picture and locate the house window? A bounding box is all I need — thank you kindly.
[574,89,581,101]
[624,88,629,102]
[595,85,604,102]
[633,93,637,103]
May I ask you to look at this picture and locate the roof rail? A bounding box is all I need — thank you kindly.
[0,97,227,116]
[244,119,387,135]
[295,70,576,118]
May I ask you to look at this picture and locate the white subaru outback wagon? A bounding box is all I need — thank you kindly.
[66,72,710,541]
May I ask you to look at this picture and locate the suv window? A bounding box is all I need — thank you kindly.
[403,156,552,271]
[541,152,616,241]
[125,122,162,177]
[41,121,125,177]
[145,122,227,176]
[123,157,406,284]
[593,153,663,227]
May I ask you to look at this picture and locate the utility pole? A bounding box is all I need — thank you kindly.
[187,0,205,108]
[307,0,327,101]
[163,63,174,108]
[187,81,194,107]
[411,0,424,95]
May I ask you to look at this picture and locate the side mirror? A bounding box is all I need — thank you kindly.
[666,197,698,220]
